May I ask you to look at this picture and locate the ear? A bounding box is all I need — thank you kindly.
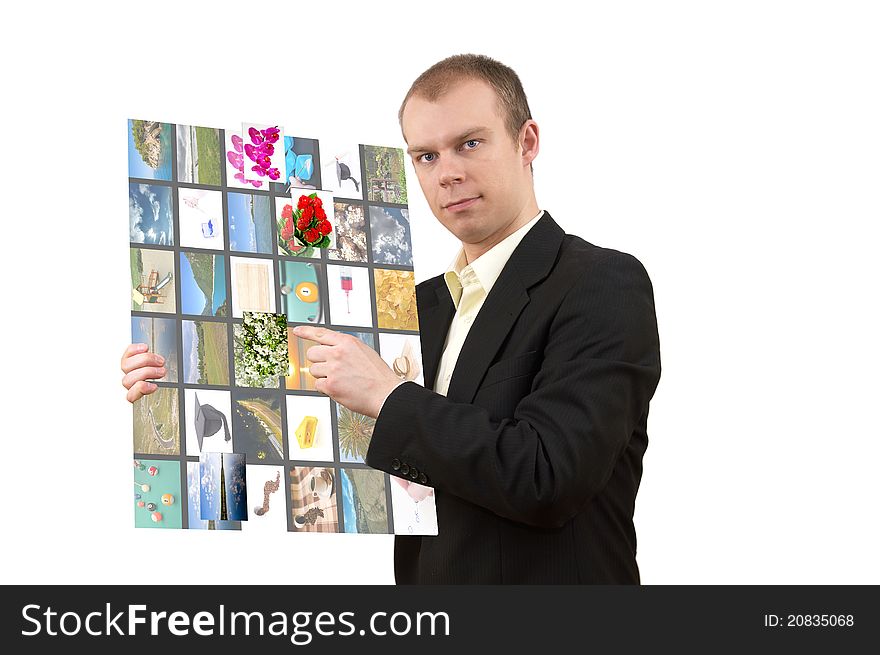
[520,120,539,168]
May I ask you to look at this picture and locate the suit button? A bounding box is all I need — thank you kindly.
[391,458,401,471]
[409,467,419,480]
[418,473,427,484]
[400,463,410,475]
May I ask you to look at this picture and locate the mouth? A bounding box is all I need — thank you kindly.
[444,196,480,212]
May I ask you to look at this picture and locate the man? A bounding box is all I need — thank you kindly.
[122,53,661,584]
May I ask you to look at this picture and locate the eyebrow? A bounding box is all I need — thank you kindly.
[406,126,492,155]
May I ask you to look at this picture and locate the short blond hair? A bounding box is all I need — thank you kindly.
[399,53,534,174]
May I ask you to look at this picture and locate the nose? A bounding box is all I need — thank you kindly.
[437,156,465,187]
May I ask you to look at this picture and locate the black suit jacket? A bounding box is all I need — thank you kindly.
[365,210,661,583]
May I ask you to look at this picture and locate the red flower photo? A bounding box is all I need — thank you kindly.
[278,193,333,257]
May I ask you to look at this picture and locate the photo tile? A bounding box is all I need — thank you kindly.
[179,251,227,317]
[374,268,418,331]
[279,260,323,324]
[270,135,321,195]
[230,255,276,316]
[182,319,229,386]
[186,461,240,530]
[129,182,173,246]
[390,476,438,536]
[176,124,222,186]
[369,205,412,266]
[286,329,321,391]
[240,123,284,185]
[378,331,424,386]
[199,452,248,521]
[228,192,273,255]
[184,388,233,456]
[327,202,368,263]
[131,247,176,314]
[133,385,180,456]
[275,195,321,259]
[363,144,408,204]
[286,394,334,463]
[233,311,288,388]
[336,403,375,464]
[133,458,182,529]
[131,316,178,383]
[128,120,174,181]
[319,138,364,200]
[340,467,389,534]
[243,464,287,531]
[178,188,224,250]
[231,389,284,463]
[326,264,373,328]
[289,466,339,533]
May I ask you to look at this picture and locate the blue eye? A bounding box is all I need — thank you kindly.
[417,140,479,164]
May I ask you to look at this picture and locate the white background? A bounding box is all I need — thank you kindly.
[1,0,877,584]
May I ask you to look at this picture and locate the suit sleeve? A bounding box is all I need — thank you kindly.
[365,252,662,529]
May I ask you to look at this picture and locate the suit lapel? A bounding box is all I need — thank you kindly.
[415,211,565,403]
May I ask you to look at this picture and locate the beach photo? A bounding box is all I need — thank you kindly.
[336,404,376,464]
[289,466,339,533]
[131,316,178,383]
[364,144,408,205]
[179,251,227,317]
[178,188,224,250]
[133,459,182,529]
[186,461,240,530]
[243,464,287,532]
[374,268,419,331]
[232,389,284,463]
[228,192,273,254]
[184,388,233,456]
[369,206,413,266]
[326,264,373,328]
[340,468,389,534]
[129,182,173,246]
[230,256,276,316]
[182,319,229,386]
[128,119,173,181]
[286,394,334,463]
[132,385,180,455]
[378,332,424,386]
[131,247,176,313]
[199,452,248,522]
[280,261,324,324]
[176,124,221,186]
[319,139,363,200]
[327,202,368,263]
[233,311,288,388]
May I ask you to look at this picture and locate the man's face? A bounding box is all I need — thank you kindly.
[402,78,531,247]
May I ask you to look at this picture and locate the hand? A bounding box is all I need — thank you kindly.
[291,325,403,419]
[121,343,166,403]
[393,477,434,502]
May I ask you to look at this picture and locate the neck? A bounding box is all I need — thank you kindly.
[462,200,540,264]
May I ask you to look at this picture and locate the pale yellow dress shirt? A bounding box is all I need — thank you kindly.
[378,210,544,412]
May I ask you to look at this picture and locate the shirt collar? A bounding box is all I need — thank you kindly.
[443,209,544,309]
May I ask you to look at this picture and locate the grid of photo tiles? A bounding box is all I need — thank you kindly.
[128,119,438,536]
